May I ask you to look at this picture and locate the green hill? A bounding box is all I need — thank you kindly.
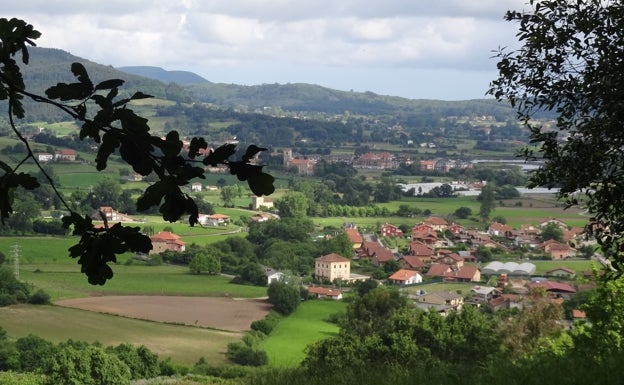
[8,47,521,123]
[118,65,211,85]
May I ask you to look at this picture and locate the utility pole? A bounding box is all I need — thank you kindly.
[12,244,19,280]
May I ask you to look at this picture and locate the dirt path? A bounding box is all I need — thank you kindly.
[55,296,272,332]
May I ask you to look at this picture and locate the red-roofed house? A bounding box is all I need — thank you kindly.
[150,231,186,254]
[435,253,464,268]
[411,230,439,246]
[527,281,576,296]
[572,309,587,320]
[198,213,230,226]
[426,263,452,278]
[353,152,396,169]
[427,264,481,282]
[539,240,577,260]
[54,149,76,161]
[307,286,343,300]
[488,294,523,312]
[408,241,434,260]
[448,223,465,235]
[388,269,423,286]
[381,223,404,238]
[488,222,514,238]
[358,241,394,266]
[286,158,315,175]
[443,265,481,282]
[423,217,449,231]
[315,253,351,282]
[96,206,119,222]
[563,227,585,244]
[412,224,434,234]
[545,267,576,279]
[345,228,364,249]
[399,255,427,270]
[520,224,541,236]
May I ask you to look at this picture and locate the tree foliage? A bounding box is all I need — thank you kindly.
[189,251,221,275]
[477,183,496,221]
[303,287,501,375]
[267,281,300,315]
[540,223,564,242]
[0,18,274,284]
[489,0,624,272]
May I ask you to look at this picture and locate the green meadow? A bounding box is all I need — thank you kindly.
[20,265,267,301]
[530,259,596,276]
[0,304,239,365]
[261,300,344,367]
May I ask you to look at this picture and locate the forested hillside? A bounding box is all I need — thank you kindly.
[9,47,523,123]
[9,48,183,122]
[118,65,211,85]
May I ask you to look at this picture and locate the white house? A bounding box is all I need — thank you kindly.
[262,265,284,284]
[388,269,423,286]
[37,153,54,162]
[191,182,202,192]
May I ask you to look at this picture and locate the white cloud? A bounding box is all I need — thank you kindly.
[5,0,529,99]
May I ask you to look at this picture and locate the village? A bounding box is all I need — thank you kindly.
[134,199,594,323]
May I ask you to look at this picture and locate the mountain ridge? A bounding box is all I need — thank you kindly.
[17,47,516,121]
[117,66,211,85]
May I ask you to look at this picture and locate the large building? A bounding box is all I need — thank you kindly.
[283,148,315,176]
[315,253,351,282]
[150,231,186,254]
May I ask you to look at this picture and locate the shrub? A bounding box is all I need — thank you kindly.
[267,281,300,315]
[226,343,268,366]
[192,357,251,378]
[0,371,46,385]
[250,319,273,335]
[28,289,51,305]
[0,294,17,307]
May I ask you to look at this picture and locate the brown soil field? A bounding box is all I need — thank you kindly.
[55,296,272,332]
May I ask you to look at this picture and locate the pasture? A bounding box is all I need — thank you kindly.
[0,304,240,365]
[20,265,267,301]
[530,259,596,276]
[261,300,344,367]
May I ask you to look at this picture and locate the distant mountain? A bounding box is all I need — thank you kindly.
[118,66,211,85]
[12,48,186,122]
[11,47,521,123]
[22,48,169,97]
[185,82,516,118]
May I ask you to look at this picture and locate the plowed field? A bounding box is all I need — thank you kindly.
[56,296,272,332]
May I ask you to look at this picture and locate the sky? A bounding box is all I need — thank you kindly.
[6,0,528,101]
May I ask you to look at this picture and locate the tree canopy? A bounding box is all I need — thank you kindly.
[0,18,275,284]
[489,0,624,272]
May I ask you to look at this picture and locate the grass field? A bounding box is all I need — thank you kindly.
[529,259,596,276]
[261,300,344,367]
[20,265,267,301]
[0,304,240,365]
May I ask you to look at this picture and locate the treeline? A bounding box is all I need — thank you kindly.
[185,82,520,119]
[156,102,357,146]
[0,331,165,385]
[0,265,50,307]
